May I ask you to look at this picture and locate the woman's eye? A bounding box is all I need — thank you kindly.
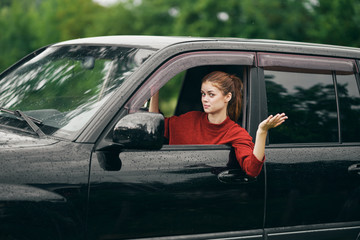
[209,93,214,97]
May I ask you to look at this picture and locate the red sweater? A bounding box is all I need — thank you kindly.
[164,111,264,177]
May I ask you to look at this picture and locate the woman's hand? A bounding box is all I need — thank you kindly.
[258,113,288,133]
[253,113,288,161]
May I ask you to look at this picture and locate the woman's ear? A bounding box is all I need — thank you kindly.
[225,92,232,103]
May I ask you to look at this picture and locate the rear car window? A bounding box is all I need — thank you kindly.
[261,53,360,144]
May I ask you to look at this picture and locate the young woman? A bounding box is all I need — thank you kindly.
[150,71,287,177]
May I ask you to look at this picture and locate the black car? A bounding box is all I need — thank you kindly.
[0,36,359,240]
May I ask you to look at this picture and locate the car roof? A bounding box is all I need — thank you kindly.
[52,35,360,59]
[52,35,211,50]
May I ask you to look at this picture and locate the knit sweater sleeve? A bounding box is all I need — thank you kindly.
[229,127,265,177]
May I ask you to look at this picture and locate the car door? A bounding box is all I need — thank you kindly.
[87,51,266,240]
[258,53,360,239]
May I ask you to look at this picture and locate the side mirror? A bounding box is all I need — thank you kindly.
[97,112,164,171]
[113,112,164,150]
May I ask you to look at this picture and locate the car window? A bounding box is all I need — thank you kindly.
[265,70,338,143]
[261,53,359,144]
[337,74,360,142]
[0,45,154,139]
[141,65,246,123]
[156,71,185,117]
[123,51,255,149]
[126,51,254,114]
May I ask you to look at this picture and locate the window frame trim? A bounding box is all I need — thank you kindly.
[258,52,357,74]
[332,71,342,143]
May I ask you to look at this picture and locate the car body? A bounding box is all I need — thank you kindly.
[0,35,359,240]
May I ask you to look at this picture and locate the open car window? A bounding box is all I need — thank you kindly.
[126,51,255,130]
[126,51,254,111]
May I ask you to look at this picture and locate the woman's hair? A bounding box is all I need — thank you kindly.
[201,71,243,122]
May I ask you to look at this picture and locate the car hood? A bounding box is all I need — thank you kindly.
[0,128,59,148]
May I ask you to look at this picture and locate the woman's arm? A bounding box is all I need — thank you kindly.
[253,113,288,161]
[149,91,159,113]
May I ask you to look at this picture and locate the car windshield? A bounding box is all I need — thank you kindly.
[0,45,154,139]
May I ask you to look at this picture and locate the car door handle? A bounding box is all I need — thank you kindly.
[348,163,360,175]
[217,169,257,184]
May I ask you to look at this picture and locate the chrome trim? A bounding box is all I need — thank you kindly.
[267,225,360,236]
[207,235,262,240]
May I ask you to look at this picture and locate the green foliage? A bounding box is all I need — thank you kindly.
[306,0,360,46]
[0,0,38,70]
[1,0,360,72]
[85,3,136,36]
[159,71,185,117]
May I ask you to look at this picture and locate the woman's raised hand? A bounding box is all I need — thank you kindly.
[258,113,288,132]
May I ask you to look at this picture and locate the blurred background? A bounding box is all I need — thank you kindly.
[1,0,360,72]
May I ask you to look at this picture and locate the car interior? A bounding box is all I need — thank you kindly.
[146,65,248,169]
[158,65,247,125]
[174,65,245,116]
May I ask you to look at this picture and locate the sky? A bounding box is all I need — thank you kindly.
[93,0,121,7]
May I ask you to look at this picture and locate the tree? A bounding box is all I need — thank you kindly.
[131,0,179,35]
[306,0,360,47]
[85,1,137,36]
[0,0,38,71]
[37,0,100,41]
[1,0,360,72]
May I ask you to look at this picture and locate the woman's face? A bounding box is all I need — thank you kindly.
[201,81,231,116]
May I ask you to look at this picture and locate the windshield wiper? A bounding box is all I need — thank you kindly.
[0,107,45,137]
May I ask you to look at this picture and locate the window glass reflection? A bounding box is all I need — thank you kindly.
[265,70,338,144]
[337,74,360,142]
[0,46,154,139]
